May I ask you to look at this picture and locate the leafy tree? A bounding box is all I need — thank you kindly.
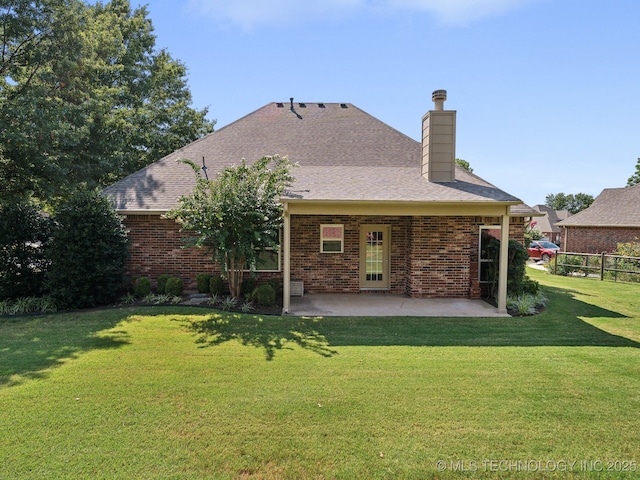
[46,188,129,308]
[627,158,640,186]
[0,199,53,299]
[1,0,214,205]
[455,158,473,173]
[545,192,594,214]
[168,156,296,298]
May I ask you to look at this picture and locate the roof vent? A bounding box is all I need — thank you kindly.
[299,103,306,108]
[432,90,447,111]
[340,103,348,109]
[276,102,283,108]
[318,103,325,108]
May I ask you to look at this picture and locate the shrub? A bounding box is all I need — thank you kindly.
[196,274,212,294]
[46,188,129,309]
[483,237,532,297]
[134,277,152,297]
[266,278,283,294]
[156,274,171,294]
[220,296,237,311]
[252,283,276,307]
[552,254,583,276]
[165,276,183,296]
[241,277,257,296]
[0,200,53,300]
[210,275,225,295]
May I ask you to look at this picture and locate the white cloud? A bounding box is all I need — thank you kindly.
[187,0,366,30]
[388,0,538,25]
[187,0,538,29]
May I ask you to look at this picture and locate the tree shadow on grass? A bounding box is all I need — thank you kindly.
[0,309,133,388]
[183,314,339,360]
[181,285,639,359]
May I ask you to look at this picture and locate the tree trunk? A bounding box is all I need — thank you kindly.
[226,253,245,298]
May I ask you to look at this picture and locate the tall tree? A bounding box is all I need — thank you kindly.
[545,192,594,214]
[455,158,473,173]
[1,0,214,205]
[627,158,640,186]
[168,156,296,298]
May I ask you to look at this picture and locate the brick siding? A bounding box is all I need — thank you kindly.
[563,226,640,253]
[123,213,525,297]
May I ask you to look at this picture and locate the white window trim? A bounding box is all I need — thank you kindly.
[320,224,344,253]
[245,232,282,272]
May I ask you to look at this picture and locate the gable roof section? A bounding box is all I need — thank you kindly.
[558,183,640,227]
[104,102,521,212]
[532,205,571,233]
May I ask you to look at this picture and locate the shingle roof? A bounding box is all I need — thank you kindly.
[532,205,571,233]
[558,183,640,227]
[104,102,521,212]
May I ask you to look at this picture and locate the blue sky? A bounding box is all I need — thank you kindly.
[139,0,639,207]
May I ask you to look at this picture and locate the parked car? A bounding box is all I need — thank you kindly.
[528,241,560,262]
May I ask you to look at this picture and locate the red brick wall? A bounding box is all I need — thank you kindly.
[563,226,640,253]
[123,213,525,297]
[290,215,409,294]
[124,215,215,290]
[406,216,474,298]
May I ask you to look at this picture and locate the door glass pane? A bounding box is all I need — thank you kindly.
[365,231,384,281]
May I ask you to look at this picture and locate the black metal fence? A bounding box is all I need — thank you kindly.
[552,252,640,282]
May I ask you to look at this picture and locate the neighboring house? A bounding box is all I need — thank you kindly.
[104,90,530,313]
[531,205,571,245]
[558,183,640,253]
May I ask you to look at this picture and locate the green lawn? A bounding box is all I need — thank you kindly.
[1,268,639,479]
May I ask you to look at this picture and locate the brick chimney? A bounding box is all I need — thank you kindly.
[421,89,456,182]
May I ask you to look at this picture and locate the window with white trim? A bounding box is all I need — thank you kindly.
[320,224,344,253]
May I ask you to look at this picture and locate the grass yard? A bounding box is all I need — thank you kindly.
[1,268,639,479]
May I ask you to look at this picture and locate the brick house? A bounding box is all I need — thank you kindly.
[104,90,529,313]
[558,183,640,253]
[530,205,570,245]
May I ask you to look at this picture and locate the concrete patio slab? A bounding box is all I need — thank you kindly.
[288,294,510,317]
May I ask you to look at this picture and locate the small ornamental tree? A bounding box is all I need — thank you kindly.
[167,155,296,298]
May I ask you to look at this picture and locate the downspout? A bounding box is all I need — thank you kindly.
[498,207,510,313]
[282,202,291,314]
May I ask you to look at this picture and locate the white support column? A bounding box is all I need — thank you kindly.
[282,203,291,314]
[498,208,510,314]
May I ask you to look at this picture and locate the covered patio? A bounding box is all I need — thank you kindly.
[288,293,511,317]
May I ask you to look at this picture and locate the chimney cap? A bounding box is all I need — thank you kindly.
[432,89,447,110]
[432,89,447,101]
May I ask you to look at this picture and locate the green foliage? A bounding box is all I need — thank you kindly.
[627,158,640,186]
[240,301,254,313]
[615,241,640,258]
[551,254,584,276]
[168,155,296,298]
[156,274,171,294]
[252,283,276,307]
[524,220,543,247]
[219,296,237,311]
[545,192,594,214]
[507,292,547,316]
[266,278,283,294]
[0,200,53,300]
[241,277,257,296]
[134,277,152,297]
[483,237,535,298]
[0,0,214,205]
[209,275,225,296]
[46,189,129,308]
[196,274,212,294]
[455,158,473,173]
[164,277,183,297]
